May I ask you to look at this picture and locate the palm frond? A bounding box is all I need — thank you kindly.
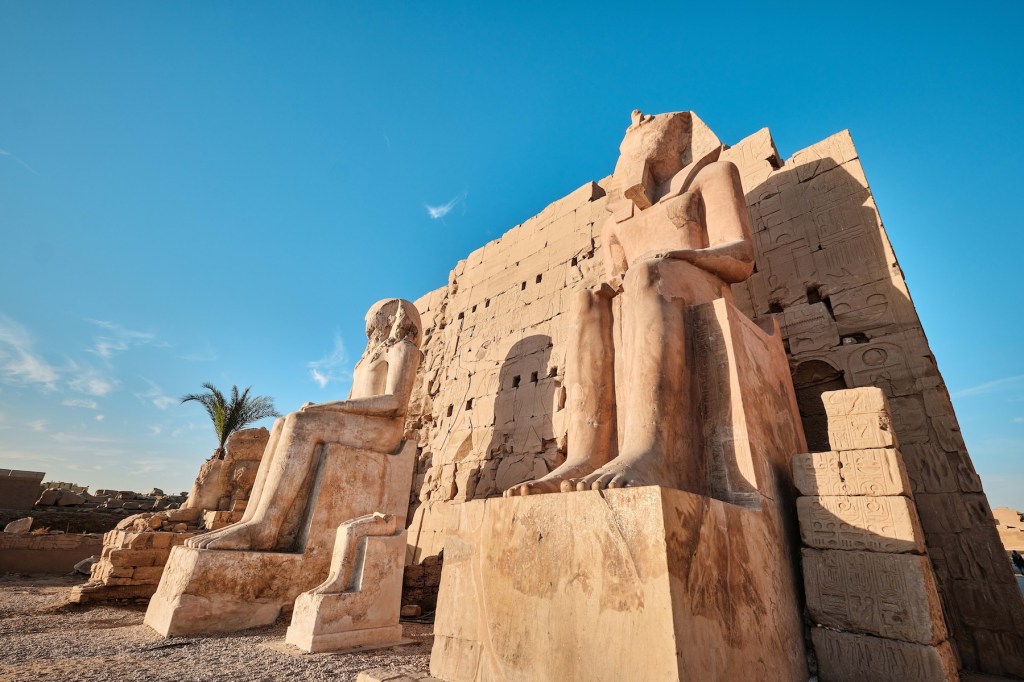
[180,382,281,450]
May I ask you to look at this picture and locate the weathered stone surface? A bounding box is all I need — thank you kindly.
[3,517,32,534]
[802,548,946,644]
[0,532,103,573]
[811,628,958,682]
[286,514,409,653]
[792,448,911,497]
[145,439,417,636]
[431,488,807,682]
[401,112,1023,676]
[0,469,45,510]
[357,669,441,682]
[797,495,925,553]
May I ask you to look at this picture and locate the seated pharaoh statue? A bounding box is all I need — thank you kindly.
[508,110,755,496]
[187,298,423,552]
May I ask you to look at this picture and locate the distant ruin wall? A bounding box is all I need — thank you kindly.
[404,125,1024,675]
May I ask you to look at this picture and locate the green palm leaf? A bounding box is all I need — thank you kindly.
[181,382,281,451]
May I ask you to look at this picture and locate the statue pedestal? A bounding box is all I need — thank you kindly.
[145,439,416,636]
[285,531,409,652]
[431,488,807,681]
[430,298,809,681]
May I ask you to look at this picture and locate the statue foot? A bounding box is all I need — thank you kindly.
[186,521,271,551]
[560,451,669,492]
[503,461,600,497]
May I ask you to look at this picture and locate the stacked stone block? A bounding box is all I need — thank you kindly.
[71,509,200,602]
[794,388,958,681]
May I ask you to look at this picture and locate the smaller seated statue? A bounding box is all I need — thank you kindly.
[187,298,423,552]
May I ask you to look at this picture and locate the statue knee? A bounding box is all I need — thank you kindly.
[625,258,661,293]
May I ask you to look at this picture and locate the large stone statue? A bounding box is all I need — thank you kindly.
[509,110,755,495]
[146,298,422,637]
[188,298,422,551]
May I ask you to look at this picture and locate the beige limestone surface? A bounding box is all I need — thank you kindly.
[286,513,409,653]
[430,290,808,681]
[803,548,947,644]
[401,114,1024,675]
[431,487,806,682]
[797,495,925,553]
[792,448,912,497]
[147,299,423,636]
[811,628,958,682]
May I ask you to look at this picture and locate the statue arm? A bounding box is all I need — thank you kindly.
[302,343,423,418]
[645,161,755,284]
[600,222,628,291]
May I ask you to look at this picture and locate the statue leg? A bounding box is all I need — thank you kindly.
[563,258,717,492]
[188,412,325,550]
[505,287,617,496]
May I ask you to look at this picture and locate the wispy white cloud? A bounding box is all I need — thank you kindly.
[28,419,47,433]
[307,333,351,389]
[95,414,105,422]
[425,191,467,220]
[0,314,60,388]
[0,148,39,175]
[50,432,116,444]
[87,319,161,359]
[952,374,1024,399]
[149,425,163,436]
[63,398,98,410]
[65,360,118,396]
[136,378,177,410]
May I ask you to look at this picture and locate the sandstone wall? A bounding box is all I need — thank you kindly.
[0,469,45,511]
[0,532,102,573]
[404,123,1024,674]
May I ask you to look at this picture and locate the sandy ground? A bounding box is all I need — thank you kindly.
[0,574,431,682]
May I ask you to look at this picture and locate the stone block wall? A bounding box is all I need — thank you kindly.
[0,469,45,511]
[794,388,959,681]
[403,118,1024,673]
[0,531,102,573]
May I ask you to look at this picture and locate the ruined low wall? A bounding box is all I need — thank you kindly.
[0,532,102,573]
[403,121,1024,675]
[0,469,45,511]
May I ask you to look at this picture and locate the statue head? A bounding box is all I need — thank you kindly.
[610,110,722,209]
[365,298,423,348]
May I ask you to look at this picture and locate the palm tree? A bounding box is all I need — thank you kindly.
[181,383,280,457]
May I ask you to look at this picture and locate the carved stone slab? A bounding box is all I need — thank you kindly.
[822,388,899,451]
[827,415,898,451]
[802,548,947,644]
[822,387,892,418]
[792,448,911,497]
[811,629,958,682]
[797,496,925,553]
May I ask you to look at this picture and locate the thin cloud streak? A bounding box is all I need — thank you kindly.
[136,378,177,410]
[952,374,1024,399]
[0,314,60,388]
[0,148,39,175]
[87,319,161,358]
[63,398,98,409]
[425,191,467,220]
[307,333,351,389]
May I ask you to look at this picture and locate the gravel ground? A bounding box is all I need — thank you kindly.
[0,573,432,682]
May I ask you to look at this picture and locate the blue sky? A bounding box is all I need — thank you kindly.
[1,2,1022,506]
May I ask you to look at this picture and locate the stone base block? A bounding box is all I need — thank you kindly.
[291,624,406,654]
[811,628,958,681]
[803,548,946,644]
[430,486,807,682]
[285,533,407,653]
[797,495,925,553]
[70,582,158,603]
[144,545,306,636]
[357,669,441,682]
